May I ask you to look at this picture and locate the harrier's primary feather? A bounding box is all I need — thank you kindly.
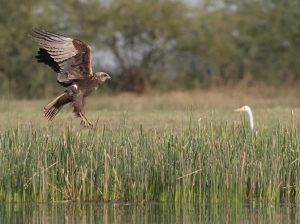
[30,28,111,127]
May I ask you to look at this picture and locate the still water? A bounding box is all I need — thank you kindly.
[1,202,299,224]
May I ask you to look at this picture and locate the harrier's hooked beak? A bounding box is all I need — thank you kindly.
[107,75,112,80]
[234,107,245,112]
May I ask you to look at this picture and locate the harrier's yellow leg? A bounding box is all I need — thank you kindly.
[79,113,93,128]
[82,113,93,127]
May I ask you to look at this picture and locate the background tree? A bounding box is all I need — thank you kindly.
[1,0,300,98]
[68,0,189,92]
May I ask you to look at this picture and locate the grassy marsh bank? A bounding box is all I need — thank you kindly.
[0,90,300,203]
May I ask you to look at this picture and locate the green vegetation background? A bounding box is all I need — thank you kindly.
[1,0,300,98]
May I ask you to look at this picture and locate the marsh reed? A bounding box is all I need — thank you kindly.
[0,120,299,204]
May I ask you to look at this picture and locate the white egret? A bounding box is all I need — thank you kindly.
[235,105,254,131]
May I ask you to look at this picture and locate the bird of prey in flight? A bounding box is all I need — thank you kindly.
[30,28,111,127]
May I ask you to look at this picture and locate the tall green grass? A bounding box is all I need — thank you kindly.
[0,120,299,203]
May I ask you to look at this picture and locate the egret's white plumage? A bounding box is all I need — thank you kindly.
[235,105,254,131]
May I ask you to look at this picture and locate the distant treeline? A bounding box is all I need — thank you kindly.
[1,0,300,98]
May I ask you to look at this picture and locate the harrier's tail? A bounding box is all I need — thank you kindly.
[44,93,70,120]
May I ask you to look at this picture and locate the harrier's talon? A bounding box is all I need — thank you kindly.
[79,113,93,128]
[82,113,93,128]
[84,120,93,128]
[80,118,92,128]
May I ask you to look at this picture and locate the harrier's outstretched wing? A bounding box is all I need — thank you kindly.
[30,28,93,86]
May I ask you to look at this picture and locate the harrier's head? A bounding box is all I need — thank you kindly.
[95,72,111,82]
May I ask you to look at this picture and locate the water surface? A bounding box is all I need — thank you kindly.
[1,202,299,224]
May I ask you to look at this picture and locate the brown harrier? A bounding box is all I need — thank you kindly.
[30,28,111,127]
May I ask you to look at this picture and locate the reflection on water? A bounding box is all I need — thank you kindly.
[1,202,300,224]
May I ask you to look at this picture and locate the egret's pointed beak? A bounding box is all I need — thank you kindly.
[234,107,244,112]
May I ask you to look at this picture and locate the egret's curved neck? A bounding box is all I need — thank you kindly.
[245,108,254,130]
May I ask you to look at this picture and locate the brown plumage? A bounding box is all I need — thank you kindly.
[30,28,111,127]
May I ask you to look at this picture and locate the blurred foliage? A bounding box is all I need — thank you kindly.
[1,0,300,98]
